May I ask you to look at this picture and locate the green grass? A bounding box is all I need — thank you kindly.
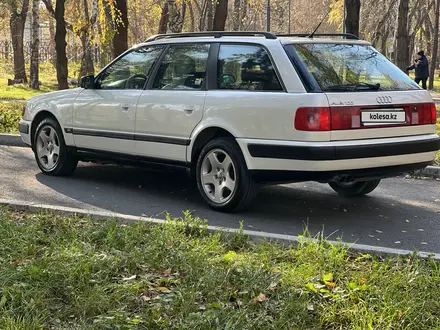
[0,101,22,134]
[0,60,81,101]
[0,208,440,329]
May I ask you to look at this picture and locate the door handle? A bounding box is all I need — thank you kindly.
[121,104,131,112]
[183,106,195,115]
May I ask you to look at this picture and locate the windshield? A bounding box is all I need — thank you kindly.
[290,43,420,92]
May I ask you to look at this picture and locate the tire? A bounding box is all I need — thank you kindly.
[33,117,78,176]
[328,179,381,197]
[195,137,258,212]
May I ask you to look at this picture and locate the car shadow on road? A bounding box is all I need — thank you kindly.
[33,162,432,242]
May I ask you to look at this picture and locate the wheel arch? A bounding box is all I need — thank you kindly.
[29,110,71,152]
[188,126,248,171]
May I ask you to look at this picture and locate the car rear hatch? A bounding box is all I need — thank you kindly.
[284,41,437,140]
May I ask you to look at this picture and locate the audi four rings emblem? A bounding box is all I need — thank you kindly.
[376,96,393,104]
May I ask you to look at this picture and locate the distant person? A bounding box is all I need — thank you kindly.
[407,50,429,90]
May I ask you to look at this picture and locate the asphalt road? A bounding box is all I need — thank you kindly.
[1,145,440,253]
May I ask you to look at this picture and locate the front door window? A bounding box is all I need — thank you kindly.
[96,46,164,90]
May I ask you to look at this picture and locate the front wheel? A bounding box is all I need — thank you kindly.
[196,138,258,212]
[33,117,78,176]
[328,179,381,197]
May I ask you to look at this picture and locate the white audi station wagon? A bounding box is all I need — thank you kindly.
[19,32,440,212]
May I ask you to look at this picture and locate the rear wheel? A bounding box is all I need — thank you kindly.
[196,138,258,212]
[328,179,381,197]
[33,117,78,176]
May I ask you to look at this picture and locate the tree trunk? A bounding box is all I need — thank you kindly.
[429,0,440,89]
[167,0,186,33]
[380,28,389,57]
[30,0,40,90]
[79,32,94,77]
[206,0,214,30]
[345,0,361,37]
[158,2,169,34]
[49,15,56,65]
[9,0,30,83]
[188,0,195,32]
[55,0,69,89]
[233,0,240,31]
[79,0,95,77]
[212,0,228,31]
[112,0,128,59]
[393,0,410,72]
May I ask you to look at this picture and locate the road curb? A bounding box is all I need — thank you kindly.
[0,133,26,147]
[413,165,440,179]
[0,198,439,260]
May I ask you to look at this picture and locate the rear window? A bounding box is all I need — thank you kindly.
[288,43,420,92]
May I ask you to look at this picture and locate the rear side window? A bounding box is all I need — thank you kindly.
[153,44,210,90]
[217,44,282,91]
[289,43,419,92]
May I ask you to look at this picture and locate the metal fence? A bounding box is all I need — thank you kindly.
[0,40,105,63]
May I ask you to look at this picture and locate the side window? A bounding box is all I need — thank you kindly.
[97,46,164,90]
[153,44,210,90]
[217,44,282,91]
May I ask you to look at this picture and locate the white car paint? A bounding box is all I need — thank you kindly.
[19,35,439,182]
[135,90,206,161]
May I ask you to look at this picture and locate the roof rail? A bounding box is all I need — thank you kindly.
[277,33,359,40]
[145,31,278,42]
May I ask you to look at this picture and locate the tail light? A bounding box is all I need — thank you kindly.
[411,103,436,125]
[294,107,330,131]
[430,103,437,124]
[294,103,436,131]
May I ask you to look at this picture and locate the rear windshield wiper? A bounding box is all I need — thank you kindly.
[325,82,381,91]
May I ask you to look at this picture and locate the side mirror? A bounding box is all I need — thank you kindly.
[79,75,95,89]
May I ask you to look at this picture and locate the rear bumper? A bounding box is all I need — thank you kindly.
[237,134,440,181]
[250,162,432,183]
[247,135,440,161]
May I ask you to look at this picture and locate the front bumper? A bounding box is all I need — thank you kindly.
[18,119,32,146]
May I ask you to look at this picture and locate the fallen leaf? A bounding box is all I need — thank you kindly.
[394,241,401,244]
[326,282,336,288]
[122,275,137,281]
[254,293,268,303]
[421,242,428,245]
[434,199,440,203]
[157,287,172,293]
[140,295,151,302]
[417,229,425,232]
[398,311,404,319]
[306,283,317,293]
[307,304,314,311]
[368,234,375,238]
[405,219,410,223]
[360,277,367,285]
[401,230,407,233]
[322,273,333,283]
[375,230,383,234]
